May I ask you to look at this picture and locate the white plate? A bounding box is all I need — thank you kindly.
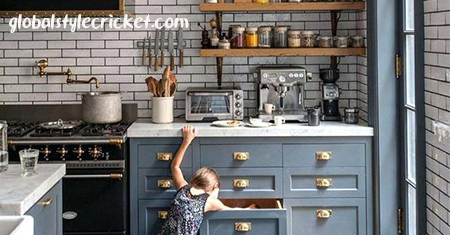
[245,122,273,128]
[212,120,242,127]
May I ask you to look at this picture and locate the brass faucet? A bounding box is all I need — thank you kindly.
[67,77,100,89]
[35,59,100,89]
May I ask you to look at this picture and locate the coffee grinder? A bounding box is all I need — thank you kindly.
[319,68,341,121]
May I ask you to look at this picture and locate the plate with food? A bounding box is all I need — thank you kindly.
[212,120,242,128]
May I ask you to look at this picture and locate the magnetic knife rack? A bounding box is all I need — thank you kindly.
[136,40,186,49]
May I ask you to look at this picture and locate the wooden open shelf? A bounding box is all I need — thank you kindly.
[199,2,365,12]
[200,48,367,57]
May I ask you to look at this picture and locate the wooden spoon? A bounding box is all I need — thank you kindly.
[145,76,159,97]
[169,72,177,96]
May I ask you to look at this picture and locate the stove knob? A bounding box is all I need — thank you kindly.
[235,110,242,117]
[56,146,68,160]
[235,102,242,108]
[40,146,52,161]
[73,146,84,161]
[235,93,242,100]
[90,146,103,159]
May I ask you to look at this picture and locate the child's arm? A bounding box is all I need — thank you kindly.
[204,198,257,212]
[171,125,196,190]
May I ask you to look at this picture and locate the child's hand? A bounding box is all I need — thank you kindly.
[182,125,196,144]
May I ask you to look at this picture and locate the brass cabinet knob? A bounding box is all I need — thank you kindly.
[40,198,54,207]
[316,209,332,219]
[158,211,168,220]
[233,152,250,161]
[157,152,173,161]
[316,178,332,188]
[235,222,252,232]
[316,151,332,161]
[158,180,172,189]
[233,179,249,188]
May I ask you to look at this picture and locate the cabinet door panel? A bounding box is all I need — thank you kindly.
[215,168,282,198]
[139,200,171,235]
[26,181,62,235]
[139,169,192,199]
[200,144,282,168]
[283,167,366,198]
[283,144,365,167]
[285,198,366,235]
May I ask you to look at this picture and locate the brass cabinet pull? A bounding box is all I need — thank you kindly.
[316,209,332,219]
[40,198,54,207]
[158,211,168,220]
[316,178,332,188]
[158,180,172,189]
[233,179,249,188]
[235,222,252,232]
[316,151,332,161]
[157,152,173,161]
[233,152,250,161]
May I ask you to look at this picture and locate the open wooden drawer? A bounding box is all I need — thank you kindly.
[200,199,287,235]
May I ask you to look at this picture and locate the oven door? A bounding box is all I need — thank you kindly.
[62,169,127,235]
[186,91,234,121]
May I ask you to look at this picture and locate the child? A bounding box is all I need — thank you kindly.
[158,125,254,235]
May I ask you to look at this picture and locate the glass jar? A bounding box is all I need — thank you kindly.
[318,36,333,48]
[231,27,245,48]
[351,36,364,48]
[258,26,272,48]
[246,27,258,48]
[335,36,349,48]
[228,25,241,41]
[205,0,217,3]
[253,0,269,3]
[273,26,289,48]
[0,120,8,172]
[287,30,301,48]
[301,31,316,48]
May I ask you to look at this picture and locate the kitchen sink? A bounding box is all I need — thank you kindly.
[0,216,34,235]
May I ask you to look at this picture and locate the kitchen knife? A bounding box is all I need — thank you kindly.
[160,26,166,68]
[177,27,184,67]
[147,35,152,68]
[154,29,160,71]
[141,37,146,66]
[168,30,175,71]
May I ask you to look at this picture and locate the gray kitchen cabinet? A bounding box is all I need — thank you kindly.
[200,144,282,168]
[283,167,366,198]
[129,137,372,235]
[285,198,366,235]
[26,181,63,235]
[138,168,192,199]
[138,199,172,235]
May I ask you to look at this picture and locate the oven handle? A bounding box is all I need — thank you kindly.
[64,173,123,180]
[187,92,232,96]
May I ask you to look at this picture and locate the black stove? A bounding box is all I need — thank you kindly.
[0,104,138,235]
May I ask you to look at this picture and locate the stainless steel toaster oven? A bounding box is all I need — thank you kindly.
[185,87,244,122]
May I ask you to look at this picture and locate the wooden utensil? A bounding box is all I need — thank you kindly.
[169,71,177,96]
[145,76,158,96]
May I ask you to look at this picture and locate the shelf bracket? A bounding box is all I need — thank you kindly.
[330,10,341,69]
[215,11,223,87]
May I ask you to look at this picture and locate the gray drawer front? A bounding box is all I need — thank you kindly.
[283,144,365,167]
[200,144,282,168]
[200,209,287,235]
[138,144,192,168]
[283,167,366,198]
[285,198,366,235]
[139,200,171,235]
[139,169,192,199]
[215,168,282,198]
[26,181,62,235]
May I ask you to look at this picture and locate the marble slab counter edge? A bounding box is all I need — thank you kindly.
[127,119,374,138]
[0,164,66,216]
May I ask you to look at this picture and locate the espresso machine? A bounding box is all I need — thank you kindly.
[257,67,311,122]
[320,68,341,121]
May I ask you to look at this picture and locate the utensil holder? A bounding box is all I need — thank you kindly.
[152,97,174,124]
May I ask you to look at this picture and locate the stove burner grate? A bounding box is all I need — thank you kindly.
[7,121,38,137]
[81,123,129,137]
[31,125,84,137]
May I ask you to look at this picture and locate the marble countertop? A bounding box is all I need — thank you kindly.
[127,119,374,138]
[0,164,65,216]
